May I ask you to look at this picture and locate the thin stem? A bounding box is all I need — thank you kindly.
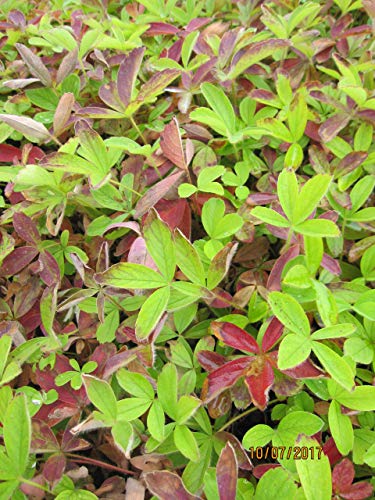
[130,116,147,145]
[218,398,278,433]
[109,179,142,197]
[66,453,135,476]
[20,477,51,494]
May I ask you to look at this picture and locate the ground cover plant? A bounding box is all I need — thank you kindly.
[0,0,374,498]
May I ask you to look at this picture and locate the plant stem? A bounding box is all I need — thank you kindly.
[66,453,135,475]
[109,178,142,197]
[217,398,278,433]
[130,116,147,145]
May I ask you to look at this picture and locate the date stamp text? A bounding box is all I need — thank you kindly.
[248,446,323,460]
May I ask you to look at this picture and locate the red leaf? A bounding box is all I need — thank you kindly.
[319,113,351,142]
[261,317,284,352]
[0,246,39,276]
[211,322,259,354]
[217,443,238,500]
[333,458,355,493]
[336,152,368,176]
[253,464,280,479]
[134,170,185,218]
[340,483,374,500]
[137,69,180,102]
[144,471,200,500]
[39,251,61,286]
[323,437,342,466]
[13,212,40,244]
[42,453,66,484]
[245,359,274,409]
[160,117,187,170]
[215,432,253,470]
[266,244,300,291]
[146,22,179,36]
[31,420,59,453]
[197,350,226,372]
[321,253,341,275]
[0,144,21,162]
[117,47,145,109]
[99,81,125,112]
[282,358,325,379]
[206,357,252,401]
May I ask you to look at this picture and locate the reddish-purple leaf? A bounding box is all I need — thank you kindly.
[134,170,185,218]
[211,322,259,354]
[321,253,341,275]
[245,359,274,409]
[197,350,226,372]
[0,114,51,141]
[137,69,180,102]
[0,143,22,162]
[266,244,300,291]
[53,93,75,136]
[160,118,186,170]
[282,358,325,378]
[340,483,374,500]
[333,459,355,493]
[13,212,40,244]
[219,31,239,66]
[146,22,179,36]
[103,348,140,379]
[144,471,200,500]
[2,78,41,89]
[253,464,280,479]
[39,251,61,286]
[217,443,238,500]
[192,58,217,86]
[117,47,145,109]
[319,113,351,142]
[246,193,278,205]
[206,357,252,401]
[215,432,252,470]
[15,43,52,87]
[42,453,66,484]
[56,48,78,85]
[262,317,284,352]
[336,152,368,176]
[31,420,60,453]
[99,81,126,112]
[0,246,39,276]
[75,106,124,119]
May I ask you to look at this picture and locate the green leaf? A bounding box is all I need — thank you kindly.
[178,183,197,197]
[254,468,299,500]
[268,291,310,337]
[242,425,274,449]
[190,108,227,136]
[207,243,237,290]
[304,235,323,275]
[176,396,201,425]
[4,394,30,476]
[277,169,298,221]
[311,323,356,340]
[353,290,375,320]
[111,420,134,458]
[157,363,178,419]
[96,309,119,343]
[147,400,165,442]
[312,281,338,327]
[293,175,332,224]
[258,118,293,142]
[287,93,308,142]
[277,411,323,443]
[296,435,332,500]
[183,440,212,494]
[82,375,117,421]
[312,342,354,391]
[202,198,225,237]
[174,231,205,286]
[174,424,200,462]
[328,400,353,455]
[181,30,199,67]
[201,83,236,135]
[144,210,176,281]
[97,262,167,289]
[334,385,375,411]
[278,334,312,370]
[0,335,12,379]
[78,126,110,175]
[116,369,154,400]
[117,397,152,421]
[135,286,170,340]
[294,219,340,237]
[251,207,290,227]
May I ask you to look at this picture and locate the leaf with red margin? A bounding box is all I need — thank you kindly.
[215,432,252,470]
[136,69,180,103]
[266,244,300,291]
[117,47,145,109]
[160,118,187,170]
[261,317,284,352]
[144,471,200,500]
[31,420,59,453]
[245,359,274,410]
[211,322,259,354]
[0,246,39,276]
[205,357,251,401]
[217,442,238,500]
